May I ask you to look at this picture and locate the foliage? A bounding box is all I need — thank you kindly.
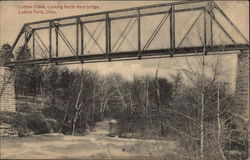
[0,43,14,66]
[14,113,51,136]
[0,111,16,124]
[0,111,51,137]
[15,45,31,61]
[24,113,51,134]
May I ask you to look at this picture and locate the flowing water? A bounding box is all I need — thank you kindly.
[0,119,177,159]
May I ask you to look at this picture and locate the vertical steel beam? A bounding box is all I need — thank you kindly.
[106,14,111,60]
[137,9,141,59]
[76,18,80,56]
[32,30,35,59]
[80,23,84,55]
[172,6,175,50]
[108,17,111,54]
[11,25,25,52]
[204,8,207,55]
[170,5,175,57]
[206,9,235,44]
[24,30,27,61]
[170,7,173,49]
[210,11,213,47]
[204,9,207,46]
[49,22,52,59]
[106,14,109,54]
[55,24,59,58]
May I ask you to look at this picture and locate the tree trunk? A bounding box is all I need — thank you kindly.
[200,91,205,160]
[59,100,69,133]
[200,47,205,160]
[155,67,164,136]
[72,110,79,135]
[144,78,149,138]
[72,75,84,135]
[91,83,96,129]
[217,90,227,160]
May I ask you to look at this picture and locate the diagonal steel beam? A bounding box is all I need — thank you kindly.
[111,18,134,51]
[34,31,50,55]
[213,2,249,43]
[143,12,170,50]
[115,18,137,52]
[114,19,137,52]
[197,24,204,46]
[25,1,204,26]
[83,24,105,53]
[205,8,236,44]
[52,23,77,55]
[32,31,47,58]
[88,25,105,53]
[11,25,25,52]
[34,37,48,58]
[32,7,204,31]
[178,11,203,48]
[58,29,77,55]
[83,22,102,51]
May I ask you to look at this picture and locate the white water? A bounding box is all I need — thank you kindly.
[0,119,177,159]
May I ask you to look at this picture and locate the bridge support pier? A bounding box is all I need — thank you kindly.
[0,67,16,112]
[235,50,249,159]
[236,50,249,110]
[236,50,249,117]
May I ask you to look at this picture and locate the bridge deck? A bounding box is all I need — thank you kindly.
[7,44,249,66]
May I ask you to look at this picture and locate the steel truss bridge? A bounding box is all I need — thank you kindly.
[7,0,249,66]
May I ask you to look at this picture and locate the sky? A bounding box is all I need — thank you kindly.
[0,1,249,91]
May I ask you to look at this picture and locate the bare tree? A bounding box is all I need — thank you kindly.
[216,90,227,160]
[98,76,114,120]
[155,64,164,136]
[72,73,85,135]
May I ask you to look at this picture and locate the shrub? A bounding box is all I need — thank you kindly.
[12,112,51,136]
[1,110,60,136]
[46,118,60,133]
[0,111,16,124]
[25,113,51,134]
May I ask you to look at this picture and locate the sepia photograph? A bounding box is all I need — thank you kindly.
[0,0,249,159]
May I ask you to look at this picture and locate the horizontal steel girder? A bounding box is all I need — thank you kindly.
[6,44,249,66]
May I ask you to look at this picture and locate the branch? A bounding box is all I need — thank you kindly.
[163,121,200,141]
[164,108,200,126]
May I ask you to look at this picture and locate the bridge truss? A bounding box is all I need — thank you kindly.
[7,0,249,66]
